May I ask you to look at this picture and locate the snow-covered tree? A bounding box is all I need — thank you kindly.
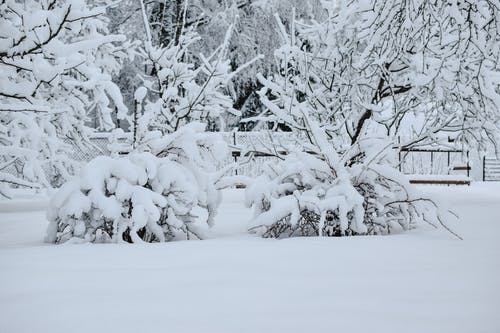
[191,0,326,128]
[0,0,130,197]
[46,2,256,243]
[134,1,262,139]
[136,30,234,135]
[244,1,499,238]
[106,0,324,128]
[253,0,500,150]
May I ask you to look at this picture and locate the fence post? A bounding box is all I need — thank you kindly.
[447,151,450,174]
[483,155,486,181]
[398,137,402,172]
[430,151,434,174]
[398,150,402,172]
[133,100,139,148]
[466,151,470,178]
[233,132,238,176]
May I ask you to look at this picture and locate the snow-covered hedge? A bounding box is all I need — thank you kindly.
[46,123,226,243]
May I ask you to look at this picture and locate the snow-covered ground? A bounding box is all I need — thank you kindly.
[1,184,499,333]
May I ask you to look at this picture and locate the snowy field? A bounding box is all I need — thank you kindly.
[1,184,499,333]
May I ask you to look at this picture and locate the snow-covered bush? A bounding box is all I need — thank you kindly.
[47,123,227,243]
[245,129,453,238]
[0,0,130,197]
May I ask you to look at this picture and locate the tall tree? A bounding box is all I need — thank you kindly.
[134,1,262,140]
[245,0,499,238]
[106,0,323,129]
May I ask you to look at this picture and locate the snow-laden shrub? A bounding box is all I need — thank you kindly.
[46,123,226,244]
[245,132,456,238]
[246,152,437,238]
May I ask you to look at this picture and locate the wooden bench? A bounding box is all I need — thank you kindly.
[452,165,471,172]
[408,172,471,185]
[409,179,471,186]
